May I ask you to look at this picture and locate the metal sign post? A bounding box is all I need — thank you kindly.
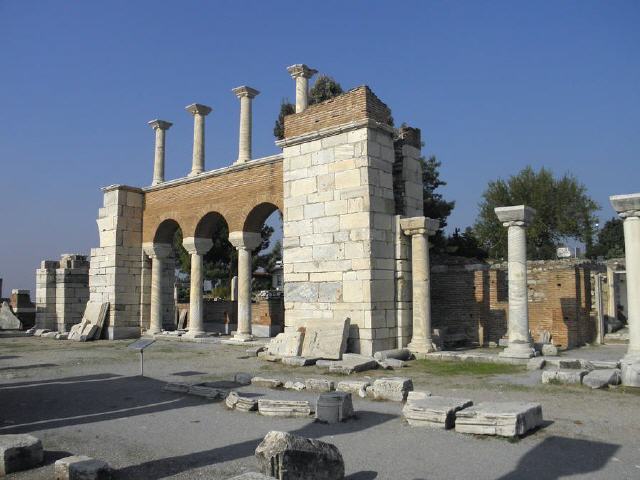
[127,338,156,377]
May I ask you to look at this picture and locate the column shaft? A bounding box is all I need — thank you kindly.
[192,114,205,175]
[238,96,252,162]
[408,232,433,351]
[188,252,205,337]
[236,246,252,339]
[507,225,529,343]
[295,76,309,113]
[624,217,640,356]
[153,127,166,185]
[149,256,164,335]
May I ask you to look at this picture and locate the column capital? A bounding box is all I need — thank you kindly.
[400,216,440,237]
[228,231,262,250]
[232,86,260,99]
[182,237,213,255]
[142,242,173,259]
[185,103,212,116]
[148,119,173,130]
[610,193,640,219]
[495,205,536,227]
[287,64,317,80]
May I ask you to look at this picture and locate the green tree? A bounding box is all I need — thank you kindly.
[590,218,625,259]
[422,155,455,251]
[446,227,487,259]
[273,100,295,140]
[309,75,343,105]
[474,166,599,260]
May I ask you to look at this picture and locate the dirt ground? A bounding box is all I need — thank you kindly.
[1,333,639,479]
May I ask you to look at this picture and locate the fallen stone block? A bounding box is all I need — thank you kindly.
[336,380,370,398]
[403,395,473,429]
[56,333,69,340]
[455,402,543,437]
[255,431,344,480]
[226,391,258,412]
[527,357,546,370]
[407,391,431,401]
[246,346,266,357]
[34,329,51,337]
[187,384,225,399]
[283,381,306,391]
[258,399,313,418]
[557,359,582,369]
[0,434,43,475]
[316,392,354,423]
[281,356,318,366]
[257,351,280,362]
[621,360,640,387]
[304,378,335,392]
[315,359,337,369]
[373,348,412,361]
[228,473,274,480]
[234,373,253,386]
[371,377,414,402]
[378,358,407,370]
[267,331,304,357]
[0,302,22,330]
[583,369,622,389]
[542,369,588,385]
[300,318,350,360]
[251,377,283,389]
[163,382,191,393]
[54,455,111,480]
[541,344,558,356]
[42,331,59,338]
[328,354,378,374]
[79,323,98,341]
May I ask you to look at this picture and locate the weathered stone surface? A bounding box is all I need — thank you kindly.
[541,344,558,356]
[68,320,88,341]
[557,359,582,369]
[300,318,350,360]
[234,373,253,386]
[583,369,622,389]
[42,331,59,338]
[226,391,259,412]
[372,377,414,402]
[54,455,111,480]
[258,399,313,417]
[316,392,354,423]
[56,333,69,340]
[35,329,51,336]
[378,358,406,370]
[315,359,336,369]
[336,380,370,398]
[403,395,473,429]
[621,360,640,387]
[305,378,335,392]
[228,473,274,480]
[0,302,22,330]
[527,357,546,370]
[188,384,225,399]
[541,369,588,385]
[283,380,306,391]
[246,346,266,357]
[0,434,43,475]
[406,391,431,401]
[328,354,378,374]
[163,382,190,393]
[455,402,543,437]
[81,301,110,340]
[373,348,412,361]
[251,377,283,389]
[267,331,304,357]
[255,431,344,480]
[257,352,280,362]
[281,356,318,366]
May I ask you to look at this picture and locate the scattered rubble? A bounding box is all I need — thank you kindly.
[258,399,313,418]
[455,402,543,438]
[0,434,43,476]
[305,378,335,392]
[234,373,253,385]
[283,380,306,391]
[582,369,622,389]
[371,377,413,402]
[542,369,588,385]
[54,455,112,480]
[226,391,258,412]
[328,354,378,374]
[373,348,412,362]
[527,357,545,370]
[403,395,473,429]
[336,380,370,398]
[251,377,283,389]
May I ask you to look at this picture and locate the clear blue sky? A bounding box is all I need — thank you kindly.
[1,1,638,293]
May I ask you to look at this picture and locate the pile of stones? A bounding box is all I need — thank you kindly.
[25,302,109,342]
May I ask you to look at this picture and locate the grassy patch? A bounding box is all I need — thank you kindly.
[410,359,525,376]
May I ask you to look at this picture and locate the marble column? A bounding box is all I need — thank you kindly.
[182,237,213,338]
[400,216,440,356]
[229,231,262,341]
[232,86,260,164]
[495,205,536,359]
[610,194,640,364]
[143,243,173,335]
[185,103,212,176]
[286,64,317,113]
[148,119,172,186]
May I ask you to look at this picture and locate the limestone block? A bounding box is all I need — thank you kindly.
[300,318,350,360]
[305,378,335,392]
[527,357,546,370]
[258,399,313,417]
[226,392,258,412]
[284,283,318,303]
[255,431,344,480]
[621,360,640,387]
[267,331,304,357]
[53,455,111,480]
[373,348,412,361]
[371,377,413,402]
[233,373,253,385]
[251,377,283,389]
[187,384,225,400]
[378,358,407,370]
[541,369,588,385]
[42,331,58,338]
[281,356,318,366]
[541,344,558,356]
[407,391,432,402]
[0,302,22,330]
[316,392,354,423]
[583,369,622,389]
[557,359,582,369]
[283,381,306,391]
[79,324,98,342]
[455,402,543,438]
[403,396,473,429]
[0,434,43,475]
[336,380,370,398]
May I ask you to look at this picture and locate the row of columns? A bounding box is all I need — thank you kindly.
[147,64,318,185]
[144,231,261,341]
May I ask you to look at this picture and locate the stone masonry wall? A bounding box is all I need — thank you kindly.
[35,260,59,330]
[55,254,89,332]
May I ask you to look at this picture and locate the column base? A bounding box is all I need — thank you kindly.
[621,358,640,387]
[232,333,254,342]
[184,330,207,339]
[408,339,439,356]
[499,341,536,359]
[188,170,203,177]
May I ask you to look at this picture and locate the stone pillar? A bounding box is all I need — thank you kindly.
[36,260,59,330]
[148,119,172,186]
[610,194,640,362]
[185,103,212,176]
[495,205,536,359]
[232,86,260,164]
[229,231,262,341]
[182,237,213,338]
[286,64,317,113]
[400,217,440,356]
[143,243,173,335]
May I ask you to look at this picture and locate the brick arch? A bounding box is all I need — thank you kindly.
[194,211,229,239]
[242,202,281,234]
[153,218,182,244]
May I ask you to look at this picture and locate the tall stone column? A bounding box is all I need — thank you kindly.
[182,237,213,338]
[286,64,317,113]
[400,216,440,356]
[185,103,212,176]
[143,243,173,335]
[495,205,536,359]
[232,86,260,164]
[229,231,262,341]
[148,119,172,185]
[610,194,640,365]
